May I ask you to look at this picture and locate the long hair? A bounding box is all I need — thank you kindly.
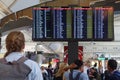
[55,62,68,77]
[4,31,25,57]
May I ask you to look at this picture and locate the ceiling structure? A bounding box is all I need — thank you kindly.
[0,0,15,19]
[90,0,120,11]
[0,0,40,19]
[0,0,120,19]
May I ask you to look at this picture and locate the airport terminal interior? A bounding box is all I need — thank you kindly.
[0,0,120,78]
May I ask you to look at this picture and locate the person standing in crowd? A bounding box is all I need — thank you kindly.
[53,62,68,80]
[84,60,91,74]
[98,65,103,80]
[93,62,98,72]
[88,67,98,80]
[2,31,43,80]
[53,62,60,75]
[107,59,120,80]
[63,59,89,80]
[41,66,49,80]
[104,69,111,80]
[46,65,53,80]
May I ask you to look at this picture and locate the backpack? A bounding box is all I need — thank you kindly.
[0,57,31,80]
[69,70,81,80]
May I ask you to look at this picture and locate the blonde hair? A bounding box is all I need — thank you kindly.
[4,31,25,57]
[55,62,68,77]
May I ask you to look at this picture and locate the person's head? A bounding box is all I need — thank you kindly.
[73,59,84,72]
[90,67,96,73]
[94,62,97,67]
[4,31,25,57]
[107,59,117,72]
[48,65,52,69]
[84,60,91,67]
[41,66,45,70]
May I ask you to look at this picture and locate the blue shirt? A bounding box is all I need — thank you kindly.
[64,70,89,80]
[110,70,120,80]
[5,52,43,80]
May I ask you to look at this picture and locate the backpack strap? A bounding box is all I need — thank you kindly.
[0,56,28,63]
[10,57,28,64]
[17,57,28,63]
[74,72,81,80]
[0,57,28,64]
[69,70,74,80]
[69,70,82,80]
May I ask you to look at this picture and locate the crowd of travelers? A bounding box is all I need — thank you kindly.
[41,59,120,80]
[0,31,120,80]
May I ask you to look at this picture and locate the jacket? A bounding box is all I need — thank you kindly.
[110,70,120,80]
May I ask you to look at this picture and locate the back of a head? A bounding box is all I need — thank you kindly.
[4,31,25,57]
[94,63,97,67]
[74,59,84,69]
[108,59,117,70]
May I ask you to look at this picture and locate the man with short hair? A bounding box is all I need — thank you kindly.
[107,59,120,80]
[63,59,89,80]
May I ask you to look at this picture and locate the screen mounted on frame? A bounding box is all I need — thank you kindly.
[32,7,114,41]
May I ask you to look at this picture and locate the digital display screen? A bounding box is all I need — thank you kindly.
[93,7,114,40]
[32,7,114,41]
[53,7,72,39]
[73,7,93,39]
[32,7,52,39]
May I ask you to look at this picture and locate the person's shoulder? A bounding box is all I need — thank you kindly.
[27,59,37,63]
[26,59,38,64]
[81,72,87,75]
[63,71,70,78]
[64,71,69,75]
[113,71,120,78]
[80,72,89,79]
[24,59,40,68]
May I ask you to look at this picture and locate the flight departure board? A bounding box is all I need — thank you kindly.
[93,7,113,40]
[53,7,72,39]
[32,7,53,39]
[73,7,93,40]
[32,7,114,41]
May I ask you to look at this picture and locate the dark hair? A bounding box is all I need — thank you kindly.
[74,59,83,69]
[108,59,117,70]
[94,63,97,67]
[48,64,51,68]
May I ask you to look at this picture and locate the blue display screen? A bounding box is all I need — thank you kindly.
[32,7,114,41]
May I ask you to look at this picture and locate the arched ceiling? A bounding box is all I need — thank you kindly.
[0,0,40,19]
[1,0,120,19]
[0,0,15,18]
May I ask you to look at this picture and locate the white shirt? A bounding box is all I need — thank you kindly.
[5,52,43,80]
[84,66,89,74]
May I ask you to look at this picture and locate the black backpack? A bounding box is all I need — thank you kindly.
[0,57,31,80]
[69,70,81,80]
